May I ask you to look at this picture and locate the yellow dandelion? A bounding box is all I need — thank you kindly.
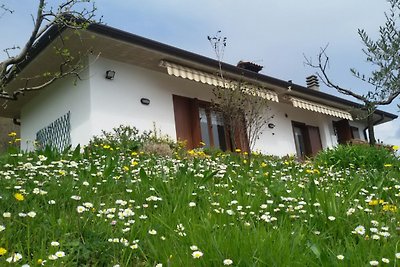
[7,132,16,137]
[0,247,7,256]
[382,204,397,212]
[369,199,379,206]
[14,193,24,201]
[392,145,399,151]
[123,166,129,171]
[235,148,241,153]
[384,163,392,167]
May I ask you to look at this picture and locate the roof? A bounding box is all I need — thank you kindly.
[2,21,398,124]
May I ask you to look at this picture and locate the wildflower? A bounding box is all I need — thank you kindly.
[51,241,60,246]
[55,251,65,258]
[8,132,16,137]
[189,202,196,207]
[48,254,58,260]
[396,252,400,259]
[27,211,37,218]
[192,250,203,259]
[148,229,157,235]
[382,204,397,212]
[0,225,5,232]
[223,259,233,265]
[0,247,7,256]
[328,216,336,221]
[3,212,11,218]
[372,234,380,240]
[14,193,24,201]
[369,260,379,266]
[337,255,344,260]
[6,252,23,263]
[392,145,399,150]
[368,199,380,206]
[381,258,389,264]
[130,244,138,249]
[76,206,86,213]
[190,245,198,251]
[354,225,366,235]
[383,163,392,167]
[155,264,163,267]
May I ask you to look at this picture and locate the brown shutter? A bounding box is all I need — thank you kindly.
[307,125,323,156]
[335,119,352,144]
[172,95,201,149]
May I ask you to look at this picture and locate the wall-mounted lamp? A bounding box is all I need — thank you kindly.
[268,123,276,129]
[105,70,116,80]
[141,98,150,105]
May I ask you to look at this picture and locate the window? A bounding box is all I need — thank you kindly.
[199,106,228,151]
[173,95,248,151]
[293,124,307,158]
[292,121,322,158]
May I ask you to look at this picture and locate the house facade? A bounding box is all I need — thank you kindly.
[1,23,397,157]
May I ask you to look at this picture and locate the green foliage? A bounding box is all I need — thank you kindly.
[0,136,399,266]
[88,125,144,152]
[313,144,399,171]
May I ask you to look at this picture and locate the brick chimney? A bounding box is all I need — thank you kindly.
[306,75,319,91]
[237,61,263,73]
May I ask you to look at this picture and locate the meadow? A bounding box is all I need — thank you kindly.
[0,129,399,266]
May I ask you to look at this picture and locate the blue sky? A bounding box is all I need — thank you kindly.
[1,0,399,145]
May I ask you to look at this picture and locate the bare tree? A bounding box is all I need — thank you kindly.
[0,3,13,18]
[0,0,99,101]
[305,0,400,146]
[208,32,273,153]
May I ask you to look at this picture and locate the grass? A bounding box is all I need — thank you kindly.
[0,140,399,266]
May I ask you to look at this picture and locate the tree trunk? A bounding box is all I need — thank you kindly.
[367,113,376,146]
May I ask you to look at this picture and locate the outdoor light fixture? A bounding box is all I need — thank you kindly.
[268,123,276,129]
[140,98,150,105]
[105,70,116,80]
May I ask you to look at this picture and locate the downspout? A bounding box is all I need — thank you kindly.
[363,114,384,142]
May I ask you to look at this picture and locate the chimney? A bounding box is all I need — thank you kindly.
[306,75,320,91]
[237,61,263,73]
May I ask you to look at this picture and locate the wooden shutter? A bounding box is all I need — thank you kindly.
[307,125,323,156]
[172,95,201,149]
[334,119,352,144]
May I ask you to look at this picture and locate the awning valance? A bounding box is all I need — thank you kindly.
[159,60,279,102]
[290,96,353,120]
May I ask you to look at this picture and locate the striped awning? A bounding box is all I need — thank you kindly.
[290,96,353,120]
[159,60,279,102]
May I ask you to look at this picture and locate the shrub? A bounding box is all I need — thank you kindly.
[88,125,144,152]
[313,144,399,170]
[140,142,173,157]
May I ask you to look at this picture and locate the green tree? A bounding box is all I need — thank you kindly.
[306,0,400,145]
[0,0,98,101]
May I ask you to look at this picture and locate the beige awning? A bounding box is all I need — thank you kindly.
[290,96,353,120]
[159,60,279,102]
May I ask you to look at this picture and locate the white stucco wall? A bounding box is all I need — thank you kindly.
[88,56,213,139]
[20,68,92,150]
[252,101,335,156]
